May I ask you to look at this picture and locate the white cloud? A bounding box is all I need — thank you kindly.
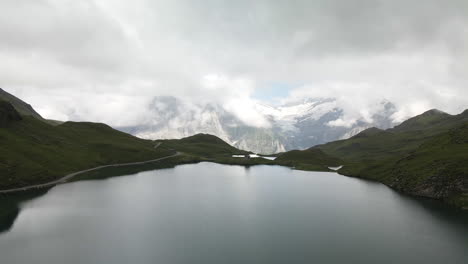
[0,0,467,127]
[200,74,271,127]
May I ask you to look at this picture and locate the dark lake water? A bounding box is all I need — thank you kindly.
[0,162,467,264]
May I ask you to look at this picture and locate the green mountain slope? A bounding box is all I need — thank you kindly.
[0,88,64,125]
[0,101,22,127]
[314,109,468,208]
[155,133,248,158]
[388,123,468,204]
[275,148,342,171]
[0,88,43,120]
[390,109,451,132]
[0,101,173,189]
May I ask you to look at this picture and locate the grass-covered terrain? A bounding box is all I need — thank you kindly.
[155,133,283,167]
[0,88,61,125]
[0,101,173,189]
[313,109,468,208]
[155,133,249,158]
[275,148,342,171]
[70,155,202,182]
[0,88,43,120]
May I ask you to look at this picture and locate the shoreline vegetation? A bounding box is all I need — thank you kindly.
[0,152,180,194]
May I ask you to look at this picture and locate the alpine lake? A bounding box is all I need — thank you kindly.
[0,162,467,264]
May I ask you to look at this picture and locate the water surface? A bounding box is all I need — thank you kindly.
[0,162,467,264]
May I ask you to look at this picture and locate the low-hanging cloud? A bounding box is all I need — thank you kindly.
[0,0,467,127]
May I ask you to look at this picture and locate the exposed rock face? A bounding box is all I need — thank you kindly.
[390,169,466,200]
[120,96,398,154]
[0,101,22,127]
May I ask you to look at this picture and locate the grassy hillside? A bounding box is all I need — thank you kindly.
[0,100,22,127]
[0,88,63,125]
[0,102,173,189]
[275,148,342,171]
[155,133,249,158]
[0,88,44,120]
[316,109,467,161]
[386,123,468,207]
[153,134,281,166]
[390,109,452,132]
[314,109,468,208]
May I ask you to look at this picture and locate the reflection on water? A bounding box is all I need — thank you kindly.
[328,165,343,170]
[0,189,51,234]
[0,163,467,264]
[232,154,276,160]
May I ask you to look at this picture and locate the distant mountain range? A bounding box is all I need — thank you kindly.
[1,88,466,209]
[1,87,400,154]
[120,96,398,154]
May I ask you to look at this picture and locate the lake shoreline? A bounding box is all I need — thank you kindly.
[0,153,465,211]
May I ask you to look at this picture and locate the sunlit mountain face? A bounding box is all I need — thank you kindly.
[119,96,398,154]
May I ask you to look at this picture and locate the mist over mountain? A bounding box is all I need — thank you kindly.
[120,96,398,154]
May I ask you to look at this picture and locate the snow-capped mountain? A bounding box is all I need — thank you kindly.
[119,97,397,154]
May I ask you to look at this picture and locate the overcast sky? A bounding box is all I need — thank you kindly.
[1,0,467,127]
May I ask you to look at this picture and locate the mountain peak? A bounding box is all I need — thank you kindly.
[180,133,228,145]
[392,108,451,132]
[421,108,448,116]
[460,109,468,117]
[0,88,44,120]
[351,127,384,138]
